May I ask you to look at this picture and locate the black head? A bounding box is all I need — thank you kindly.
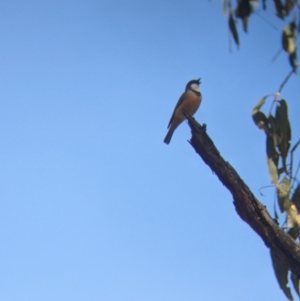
[185,78,201,91]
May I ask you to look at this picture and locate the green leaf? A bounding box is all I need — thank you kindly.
[285,1,297,17]
[289,50,297,70]
[274,0,287,19]
[252,96,267,114]
[287,227,300,239]
[268,157,279,184]
[252,111,269,133]
[275,100,291,140]
[275,100,291,172]
[270,249,294,301]
[268,114,281,148]
[252,96,269,133]
[235,0,253,32]
[291,184,300,213]
[277,177,291,212]
[287,204,300,228]
[266,135,279,168]
[229,11,239,47]
[282,22,297,54]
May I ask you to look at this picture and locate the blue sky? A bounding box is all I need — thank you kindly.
[0,1,299,300]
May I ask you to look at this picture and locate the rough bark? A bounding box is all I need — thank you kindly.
[184,112,300,277]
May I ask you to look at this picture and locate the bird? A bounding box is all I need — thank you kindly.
[163,78,202,144]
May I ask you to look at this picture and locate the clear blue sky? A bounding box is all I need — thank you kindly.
[0,1,299,300]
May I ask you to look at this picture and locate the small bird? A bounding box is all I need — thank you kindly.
[164,78,202,144]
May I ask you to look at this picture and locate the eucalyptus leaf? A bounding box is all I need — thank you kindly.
[252,111,269,133]
[268,114,281,148]
[282,22,297,54]
[268,157,279,184]
[287,204,300,228]
[274,0,287,19]
[275,100,291,172]
[287,227,300,239]
[270,249,294,301]
[242,15,250,33]
[289,51,297,70]
[266,135,279,168]
[291,184,300,213]
[235,0,253,32]
[285,0,297,17]
[277,177,291,212]
[252,96,267,114]
[229,11,240,47]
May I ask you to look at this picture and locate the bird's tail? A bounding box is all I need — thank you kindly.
[163,128,174,144]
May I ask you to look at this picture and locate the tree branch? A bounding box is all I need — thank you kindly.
[278,68,296,93]
[184,112,300,277]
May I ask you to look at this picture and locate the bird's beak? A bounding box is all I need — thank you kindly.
[197,78,201,84]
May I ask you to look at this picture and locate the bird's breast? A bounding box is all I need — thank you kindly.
[176,90,201,119]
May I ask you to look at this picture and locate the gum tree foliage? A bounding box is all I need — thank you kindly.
[252,96,300,300]
[226,0,299,70]
[212,1,300,300]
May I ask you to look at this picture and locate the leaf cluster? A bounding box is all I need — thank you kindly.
[224,0,299,68]
[252,96,300,300]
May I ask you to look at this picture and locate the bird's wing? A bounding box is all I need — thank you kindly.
[167,92,186,129]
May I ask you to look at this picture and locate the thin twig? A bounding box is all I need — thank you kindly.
[254,11,279,30]
[294,160,300,186]
[259,185,274,196]
[291,138,300,153]
[278,68,296,93]
[273,193,279,222]
[229,27,232,53]
[268,97,277,117]
[271,48,282,62]
[290,138,300,176]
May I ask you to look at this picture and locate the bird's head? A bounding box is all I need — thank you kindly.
[186,78,201,92]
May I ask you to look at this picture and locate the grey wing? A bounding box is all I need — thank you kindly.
[167,92,186,129]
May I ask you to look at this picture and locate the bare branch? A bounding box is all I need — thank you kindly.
[183,112,300,277]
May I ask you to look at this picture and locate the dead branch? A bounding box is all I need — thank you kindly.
[184,112,300,277]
